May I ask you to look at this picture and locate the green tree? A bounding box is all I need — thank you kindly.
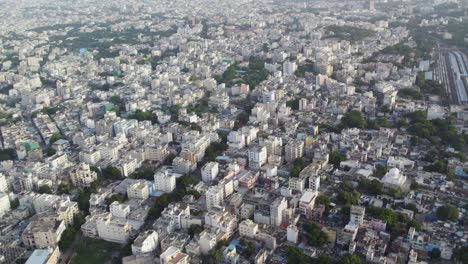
[436,205,459,221]
[73,212,87,230]
[38,185,53,194]
[59,228,76,251]
[10,198,19,209]
[57,183,72,194]
[339,254,363,264]
[49,132,63,144]
[101,166,122,180]
[454,246,468,264]
[286,247,312,264]
[359,179,383,195]
[430,248,441,259]
[245,241,256,257]
[329,151,347,167]
[188,224,203,238]
[341,110,367,129]
[337,191,360,206]
[303,221,329,246]
[47,147,57,157]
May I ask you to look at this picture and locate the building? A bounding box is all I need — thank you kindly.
[285,140,304,162]
[248,145,267,169]
[0,173,8,192]
[25,247,60,264]
[70,162,98,188]
[283,61,297,76]
[204,210,237,237]
[199,230,219,254]
[381,168,407,191]
[127,181,150,200]
[132,230,159,256]
[287,225,299,243]
[201,162,219,182]
[22,218,66,249]
[289,177,306,192]
[350,206,365,226]
[206,185,224,210]
[299,189,317,217]
[0,192,10,217]
[160,246,190,264]
[96,213,133,244]
[369,0,376,11]
[270,197,287,226]
[239,219,259,238]
[154,168,179,193]
[337,223,359,245]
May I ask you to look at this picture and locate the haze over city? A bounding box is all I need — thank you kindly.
[0,0,467,264]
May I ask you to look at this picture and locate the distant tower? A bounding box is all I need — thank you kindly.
[369,0,376,11]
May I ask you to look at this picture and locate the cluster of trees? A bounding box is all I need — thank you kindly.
[329,151,347,168]
[186,98,211,116]
[0,148,15,161]
[286,98,300,110]
[326,25,375,43]
[337,190,360,206]
[294,61,315,77]
[201,240,230,264]
[216,56,270,89]
[406,111,466,151]
[367,206,421,236]
[38,185,53,194]
[204,142,228,162]
[358,179,383,195]
[287,248,363,264]
[436,205,459,221]
[398,88,424,100]
[127,110,158,124]
[131,167,155,181]
[290,158,307,178]
[303,221,329,246]
[340,110,367,129]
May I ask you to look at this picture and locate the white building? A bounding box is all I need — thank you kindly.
[0,173,8,192]
[70,163,98,187]
[299,189,317,217]
[160,246,189,264]
[154,168,179,193]
[96,213,133,244]
[289,177,306,192]
[248,146,267,169]
[283,61,297,76]
[270,197,287,226]
[201,162,219,182]
[199,230,218,254]
[0,192,11,217]
[206,185,224,210]
[239,219,258,238]
[287,225,299,243]
[131,230,159,256]
[285,140,304,162]
[109,202,131,219]
[127,181,150,200]
[381,168,407,191]
[350,205,365,226]
[204,210,237,237]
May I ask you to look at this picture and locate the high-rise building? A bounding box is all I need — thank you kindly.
[369,0,376,11]
[206,185,224,210]
[350,205,366,226]
[285,140,304,162]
